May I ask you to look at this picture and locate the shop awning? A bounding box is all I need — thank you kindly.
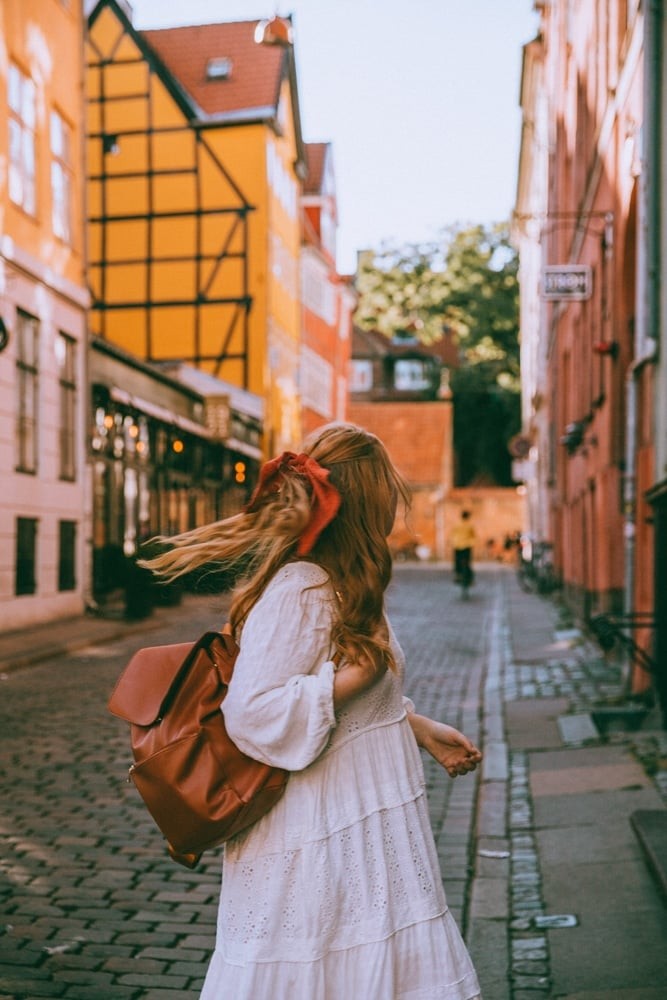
[109,387,213,440]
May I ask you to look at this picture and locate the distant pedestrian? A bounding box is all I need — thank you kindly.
[451,509,477,588]
[144,422,482,999]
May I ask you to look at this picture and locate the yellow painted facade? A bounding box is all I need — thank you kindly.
[1,0,86,289]
[86,2,304,454]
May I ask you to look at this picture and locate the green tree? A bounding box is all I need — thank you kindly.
[355,223,520,486]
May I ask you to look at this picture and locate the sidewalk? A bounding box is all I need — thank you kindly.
[0,592,229,675]
[470,569,667,1000]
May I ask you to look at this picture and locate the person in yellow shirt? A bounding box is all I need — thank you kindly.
[451,510,477,589]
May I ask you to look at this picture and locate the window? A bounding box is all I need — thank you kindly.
[301,260,335,324]
[266,143,297,219]
[51,110,73,243]
[394,359,431,392]
[15,517,38,596]
[8,63,37,215]
[58,521,77,591]
[301,346,333,418]
[16,311,39,473]
[57,333,76,480]
[350,359,373,392]
[206,57,233,80]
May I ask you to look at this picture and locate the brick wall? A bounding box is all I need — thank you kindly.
[347,401,525,560]
[348,400,452,557]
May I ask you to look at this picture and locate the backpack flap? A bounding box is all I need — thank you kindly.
[208,630,238,685]
[108,640,196,726]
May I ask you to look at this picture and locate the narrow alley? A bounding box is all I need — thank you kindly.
[1,565,666,998]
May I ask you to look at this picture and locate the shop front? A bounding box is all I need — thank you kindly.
[90,338,262,605]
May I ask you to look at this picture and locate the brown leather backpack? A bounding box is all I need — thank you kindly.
[108,629,289,868]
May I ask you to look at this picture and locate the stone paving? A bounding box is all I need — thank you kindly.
[0,566,492,999]
[0,598,230,1000]
[386,564,487,929]
[507,754,550,998]
[2,566,666,999]
[500,572,667,1000]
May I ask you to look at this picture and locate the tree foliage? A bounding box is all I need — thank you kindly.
[355,223,520,486]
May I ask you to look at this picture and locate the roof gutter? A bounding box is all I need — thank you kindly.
[194,105,277,127]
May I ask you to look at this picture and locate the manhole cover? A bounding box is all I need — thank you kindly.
[533,914,578,929]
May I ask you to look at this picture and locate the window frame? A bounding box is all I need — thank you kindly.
[349,358,373,393]
[393,358,431,392]
[50,109,73,244]
[58,520,77,592]
[57,332,77,481]
[15,310,39,474]
[15,517,38,596]
[8,63,37,216]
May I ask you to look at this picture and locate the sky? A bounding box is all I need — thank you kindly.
[130,0,540,273]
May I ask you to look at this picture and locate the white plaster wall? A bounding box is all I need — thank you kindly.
[0,256,88,631]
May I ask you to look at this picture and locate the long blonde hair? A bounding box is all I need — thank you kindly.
[142,422,410,670]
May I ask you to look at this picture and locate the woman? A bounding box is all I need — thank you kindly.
[145,422,482,999]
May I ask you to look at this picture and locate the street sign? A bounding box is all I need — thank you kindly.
[542,264,592,301]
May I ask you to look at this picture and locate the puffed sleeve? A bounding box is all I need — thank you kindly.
[222,563,337,771]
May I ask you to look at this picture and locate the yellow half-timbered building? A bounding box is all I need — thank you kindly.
[86,2,306,454]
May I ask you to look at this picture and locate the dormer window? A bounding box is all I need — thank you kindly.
[206,57,233,81]
[350,360,373,393]
[394,359,431,391]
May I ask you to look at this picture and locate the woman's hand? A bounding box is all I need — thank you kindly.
[408,714,482,778]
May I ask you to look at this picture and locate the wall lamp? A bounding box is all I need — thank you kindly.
[593,340,619,359]
[560,420,586,454]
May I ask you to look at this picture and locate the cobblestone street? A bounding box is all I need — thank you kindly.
[1,566,666,999]
[0,567,491,999]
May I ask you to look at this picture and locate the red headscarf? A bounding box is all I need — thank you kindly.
[245,451,342,555]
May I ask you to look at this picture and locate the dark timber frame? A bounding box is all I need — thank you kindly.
[87,0,255,385]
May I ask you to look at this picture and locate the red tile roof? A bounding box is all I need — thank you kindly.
[304,142,328,194]
[141,20,285,118]
[352,325,460,367]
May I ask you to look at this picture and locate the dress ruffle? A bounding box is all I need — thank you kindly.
[201,912,480,1000]
[225,714,426,860]
[220,793,446,963]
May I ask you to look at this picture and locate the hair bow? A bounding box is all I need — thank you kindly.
[245,451,341,555]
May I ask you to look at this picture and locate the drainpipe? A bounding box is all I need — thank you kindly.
[623,0,661,646]
[624,352,655,619]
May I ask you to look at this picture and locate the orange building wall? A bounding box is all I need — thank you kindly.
[86,8,253,384]
[1,0,86,289]
[348,400,453,558]
[86,5,304,454]
[301,257,348,439]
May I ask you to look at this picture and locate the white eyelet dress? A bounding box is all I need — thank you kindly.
[200,562,481,1000]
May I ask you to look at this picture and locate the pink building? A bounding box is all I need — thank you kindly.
[300,142,355,439]
[515,2,651,649]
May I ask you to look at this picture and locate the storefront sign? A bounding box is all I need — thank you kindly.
[542,265,592,301]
